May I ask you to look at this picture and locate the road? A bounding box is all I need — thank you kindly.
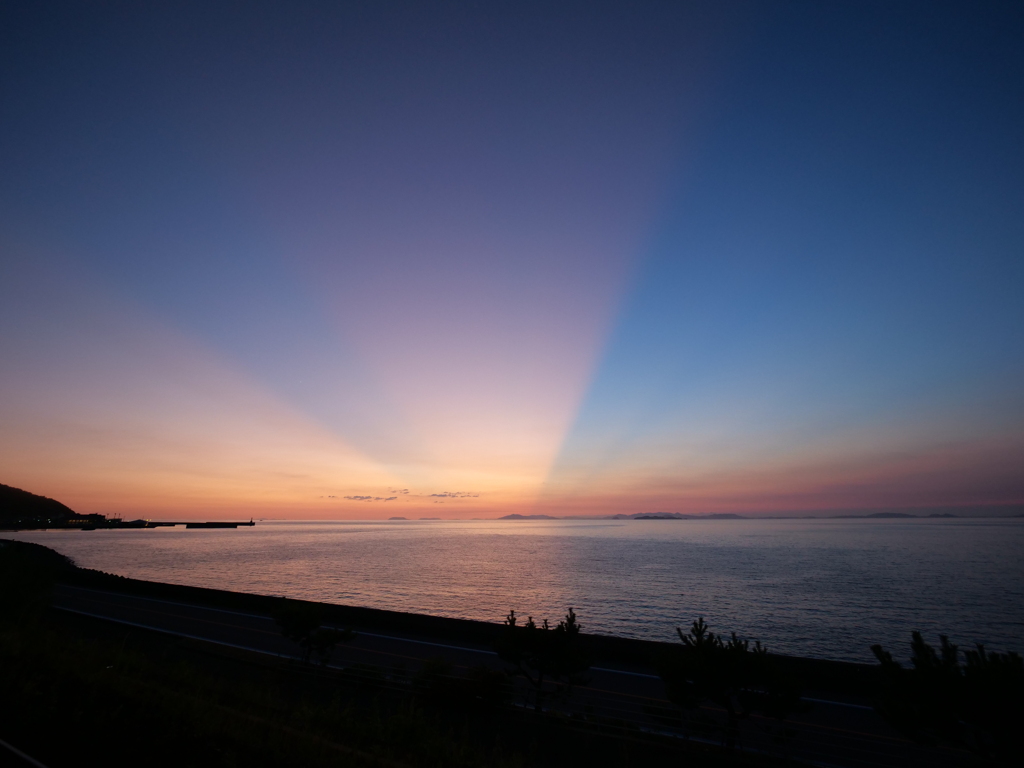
[51,584,971,768]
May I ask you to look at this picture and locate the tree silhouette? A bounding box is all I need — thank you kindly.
[872,631,1023,762]
[495,608,591,712]
[658,617,803,749]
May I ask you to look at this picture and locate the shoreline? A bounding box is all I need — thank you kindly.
[6,510,1024,531]
[25,539,878,699]
[8,526,1021,669]
[4,539,982,768]
[4,536,877,695]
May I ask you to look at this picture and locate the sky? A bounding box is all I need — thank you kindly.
[1,1,1022,519]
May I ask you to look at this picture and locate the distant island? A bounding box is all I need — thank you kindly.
[612,512,689,519]
[632,513,692,520]
[604,511,978,520]
[495,512,754,521]
[493,510,983,521]
[610,512,747,520]
[9,480,1016,528]
[830,512,960,519]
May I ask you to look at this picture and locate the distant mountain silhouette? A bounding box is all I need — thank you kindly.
[609,512,745,520]
[498,514,557,520]
[830,512,922,519]
[388,516,407,520]
[0,483,95,529]
[610,512,692,519]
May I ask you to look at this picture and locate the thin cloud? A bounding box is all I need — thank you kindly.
[428,491,480,498]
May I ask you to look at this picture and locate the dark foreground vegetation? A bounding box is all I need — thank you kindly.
[2,539,799,768]
[3,538,1022,767]
[657,618,807,752]
[871,634,1023,762]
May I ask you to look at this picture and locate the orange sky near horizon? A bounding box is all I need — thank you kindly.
[3,3,1023,521]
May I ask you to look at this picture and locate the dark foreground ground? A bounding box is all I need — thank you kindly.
[0,539,987,768]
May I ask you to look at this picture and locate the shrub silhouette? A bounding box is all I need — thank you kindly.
[872,632,1023,762]
[495,608,591,712]
[658,617,803,749]
[274,599,353,665]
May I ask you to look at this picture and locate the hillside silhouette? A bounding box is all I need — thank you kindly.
[0,483,95,529]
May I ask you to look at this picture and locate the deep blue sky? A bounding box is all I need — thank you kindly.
[1,1,1022,517]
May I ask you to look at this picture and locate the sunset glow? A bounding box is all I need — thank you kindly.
[2,1,1022,519]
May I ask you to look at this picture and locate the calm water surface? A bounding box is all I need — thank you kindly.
[8,518,1023,663]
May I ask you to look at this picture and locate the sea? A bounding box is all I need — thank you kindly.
[7,517,1024,663]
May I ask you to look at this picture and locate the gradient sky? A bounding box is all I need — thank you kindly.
[2,1,1022,519]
